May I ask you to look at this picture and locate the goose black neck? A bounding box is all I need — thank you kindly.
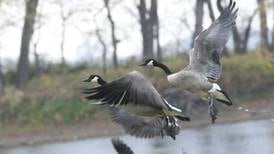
[98,79,107,85]
[154,62,172,75]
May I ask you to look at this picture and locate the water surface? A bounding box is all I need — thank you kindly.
[1,120,274,154]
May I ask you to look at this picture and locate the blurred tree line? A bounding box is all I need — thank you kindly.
[0,0,273,91]
[0,0,274,128]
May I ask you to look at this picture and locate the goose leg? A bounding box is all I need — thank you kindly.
[164,116,179,140]
[208,94,218,124]
[165,116,177,127]
[169,116,178,127]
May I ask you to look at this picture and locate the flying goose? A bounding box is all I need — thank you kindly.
[82,73,186,139]
[140,0,237,123]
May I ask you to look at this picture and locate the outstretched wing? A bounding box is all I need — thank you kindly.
[110,107,180,139]
[82,71,168,110]
[111,138,134,154]
[189,0,238,81]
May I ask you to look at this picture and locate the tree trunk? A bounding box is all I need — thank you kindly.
[270,2,274,53]
[16,0,39,88]
[0,0,3,94]
[150,0,161,61]
[0,59,3,95]
[33,42,42,76]
[138,0,154,60]
[95,29,107,75]
[60,19,66,65]
[231,27,243,54]
[156,27,162,61]
[58,0,67,66]
[192,0,204,46]
[241,9,258,53]
[217,0,224,12]
[103,0,119,68]
[205,0,215,22]
[257,0,270,50]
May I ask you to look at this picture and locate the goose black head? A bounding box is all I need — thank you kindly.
[139,59,158,67]
[139,59,172,75]
[82,75,107,85]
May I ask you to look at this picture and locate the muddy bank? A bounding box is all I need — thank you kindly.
[1,99,274,149]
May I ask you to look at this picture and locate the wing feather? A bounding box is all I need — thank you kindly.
[189,0,238,81]
[83,71,166,109]
[110,107,180,138]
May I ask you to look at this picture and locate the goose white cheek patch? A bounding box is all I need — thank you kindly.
[147,61,154,66]
[91,76,99,83]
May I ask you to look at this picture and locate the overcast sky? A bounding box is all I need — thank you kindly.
[0,0,273,66]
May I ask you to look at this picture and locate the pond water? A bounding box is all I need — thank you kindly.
[1,120,274,154]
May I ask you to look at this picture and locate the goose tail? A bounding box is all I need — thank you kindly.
[175,115,191,122]
[214,90,232,106]
[209,83,232,106]
[162,98,191,122]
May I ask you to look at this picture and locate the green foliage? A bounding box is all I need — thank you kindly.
[220,52,274,97]
[0,52,274,130]
[0,97,99,126]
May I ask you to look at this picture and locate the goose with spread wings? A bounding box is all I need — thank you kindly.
[82,72,189,139]
[140,0,237,123]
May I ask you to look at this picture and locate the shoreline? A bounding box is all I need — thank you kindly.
[0,104,274,149]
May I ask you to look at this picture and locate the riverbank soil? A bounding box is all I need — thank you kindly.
[0,98,274,148]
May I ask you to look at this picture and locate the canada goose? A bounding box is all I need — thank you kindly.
[82,73,186,139]
[111,138,134,154]
[140,0,237,123]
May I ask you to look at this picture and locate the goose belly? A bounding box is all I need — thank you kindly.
[121,104,162,117]
[167,71,210,93]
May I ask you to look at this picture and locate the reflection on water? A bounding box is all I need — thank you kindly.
[1,120,274,154]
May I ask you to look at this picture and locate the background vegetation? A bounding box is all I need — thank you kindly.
[0,51,273,129]
[0,0,274,133]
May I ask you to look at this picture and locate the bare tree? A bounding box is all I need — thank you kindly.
[136,0,160,61]
[241,9,258,52]
[16,0,39,88]
[0,52,3,95]
[32,11,44,76]
[55,0,89,65]
[257,0,270,50]
[137,0,154,60]
[150,0,162,61]
[205,0,215,22]
[33,35,43,75]
[103,0,119,68]
[57,0,70,65]
[0,2,4,94]
[272,2,274,51]
[95,28,107,74]
[192,0,205,46]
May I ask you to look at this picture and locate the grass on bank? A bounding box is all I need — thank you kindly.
[0,51,274,130]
